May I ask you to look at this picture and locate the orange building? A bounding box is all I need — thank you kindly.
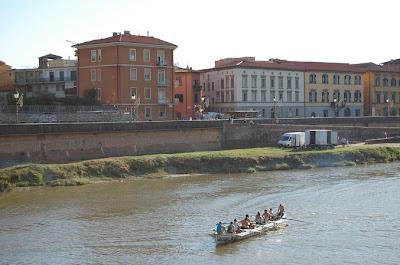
[174,67,202,119]
[0,60,14,91]
[73,31,177,120]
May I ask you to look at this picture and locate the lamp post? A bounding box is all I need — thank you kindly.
[131,94,136,121]
[13,91,23,123]
[385,98,390,116]
[332,98,339,117]
[273,96,277,122]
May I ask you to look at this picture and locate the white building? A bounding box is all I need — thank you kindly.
[14,54,77,98]
[200,57,305,118]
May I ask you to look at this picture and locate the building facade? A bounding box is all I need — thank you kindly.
[14,54,77,98]
[0,60,15,104]
[361,65,400,116]
[174,67,202,119]
[73,31,177,121]
[200,58,305,118]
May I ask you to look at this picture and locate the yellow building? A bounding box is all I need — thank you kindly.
[270,60,364,117]
[0,60,14,91]
[362,65,400,116]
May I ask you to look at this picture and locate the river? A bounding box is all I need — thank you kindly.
[1,162,400,265]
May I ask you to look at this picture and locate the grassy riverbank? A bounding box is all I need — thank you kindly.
[1,144,400,192]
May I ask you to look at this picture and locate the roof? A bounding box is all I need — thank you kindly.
[354,62,400,73]
[201,58,365,73]
[73,33,177,48]
[39,54,62,60]
[174,66,200,73]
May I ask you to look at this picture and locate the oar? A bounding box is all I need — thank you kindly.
[282,217,313,224]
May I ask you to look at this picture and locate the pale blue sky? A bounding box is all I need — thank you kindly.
[1,0,399,69]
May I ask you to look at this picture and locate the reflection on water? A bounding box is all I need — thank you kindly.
[1,162,400,264]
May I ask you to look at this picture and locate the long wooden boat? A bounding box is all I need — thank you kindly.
[210,215,286,246]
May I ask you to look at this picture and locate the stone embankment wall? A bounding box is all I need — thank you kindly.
[1,117,400,163]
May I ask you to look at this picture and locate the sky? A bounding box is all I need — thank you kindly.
[1,0,399,69]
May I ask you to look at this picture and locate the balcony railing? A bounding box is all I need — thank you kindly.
[16,77,76,84]
[157,79,169,86]
[156,60,167,66]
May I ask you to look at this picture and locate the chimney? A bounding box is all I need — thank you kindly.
[113,32,118,36]
[124,30,130,35]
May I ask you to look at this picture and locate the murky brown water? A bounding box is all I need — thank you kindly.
[1,163,400,264]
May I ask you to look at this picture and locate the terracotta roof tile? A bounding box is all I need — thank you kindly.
[73,34,177,48]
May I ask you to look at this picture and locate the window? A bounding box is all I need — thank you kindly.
[322,90,329,103]
[212,82,214,91]
[278,76,283,89]
[251,90,257,102]
[242,90,248,102]
[333,74,340,85]
[287,91,292,102]
[242,75,248,88]
[376,92,381,103]
[221,78,225,89]
[344,75,351,85]
[144,49,150,62]
[309,74,316,84]
[175,76,182,87]
[295,77,299,89]
[392,92,396,103]
[261,76,266,88]
[49,71,54,81]
[287,77,292,89]
[221,91,225,103]
[270,76,275,88]
[174,94,183,103]
[231,75,234,88]
[309,90,317,102]
[144,68,151,81]
[271,90,276,101]
[130,87,137,98]
[383,78,389,87]
[322,74,329,84]
[59,71,64,81]
[391,78,397,87]
[251,75,257,88]
[91,69,96,81]
[130,68,137,80]
[97,49,102,62]
[70,71,77,81]
[355,75,362,85]
[295,91,299,102]
[95,88,101,101]
[355,109,360,116]
[91,50,96,62]
[159,107,165,118]
[226,76,230,89]
[207,82,210,91]
[97,69,101,81]
[145,87,151,100]
[157,50,165,65]
[383,92,388,102]
[344,90,351,102]
[333,90,340,100]
[279,90,283,101]
[375,77,381,86]
[354,90,362,102]
[145,106,151,119]
[261,90,266,102]
[158,87,166,103]
[216,91,220,102]
[158,69,165,84]
[231,91,234,102]
[129,49,136,61]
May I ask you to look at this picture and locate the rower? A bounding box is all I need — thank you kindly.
[216,221,225,234]
[268,208,275,221]
[233,218,241,233]
[277,204,285,219]
[255,211,263,225]
[262,209,270,222]
[241,214,255,229]
[226,221,234,234]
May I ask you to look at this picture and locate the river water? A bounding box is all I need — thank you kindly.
[1,162,400,265]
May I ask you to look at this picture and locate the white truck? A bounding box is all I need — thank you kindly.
[277,132,305,148]
[305,129,338,147]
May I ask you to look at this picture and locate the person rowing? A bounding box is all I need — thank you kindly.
[240,214,255,229]
[277,204,285,219]
[262,209,270,223]
[216,221,226,234]
[255,211,263,225]
[233,218,241,233]
[268,208,275,221]
[226,221,234,234]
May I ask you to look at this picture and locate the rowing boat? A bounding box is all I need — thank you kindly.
[210,215,287,246]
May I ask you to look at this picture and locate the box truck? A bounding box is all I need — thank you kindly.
[277,132,305,148]
[305,129,338,147]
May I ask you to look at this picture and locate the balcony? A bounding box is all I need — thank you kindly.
[192,84,202,91]
[156,60,167,67]
[157,79,169,86]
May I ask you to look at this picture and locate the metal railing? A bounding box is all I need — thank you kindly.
[0,105,120,113]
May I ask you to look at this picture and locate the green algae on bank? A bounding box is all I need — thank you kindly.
[1,144,400,192]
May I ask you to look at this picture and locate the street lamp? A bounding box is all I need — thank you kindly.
[13,91,23,123]
[385,98,390,116]
[131,94,136,121]
[332,98,339,117]
[273,96,277,121]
